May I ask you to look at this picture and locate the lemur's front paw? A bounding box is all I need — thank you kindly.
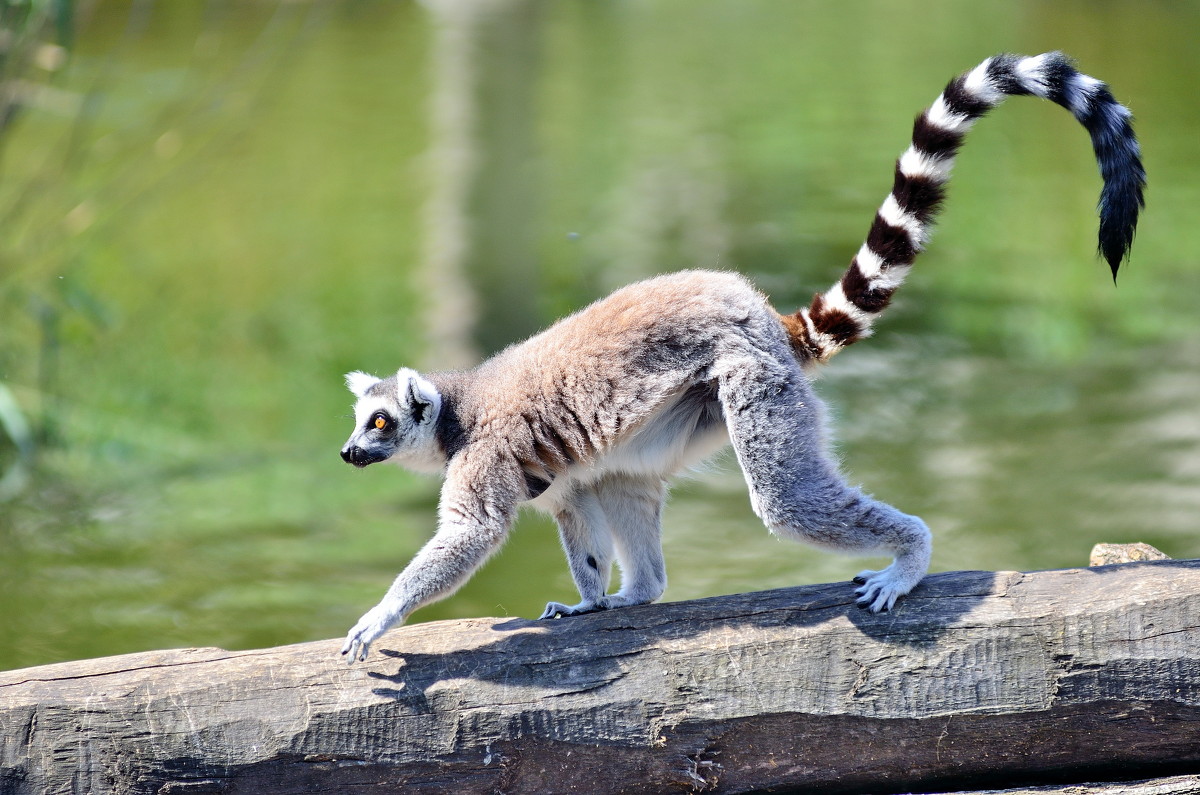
[340,604,401,662]
[852,567,914,613]
[538,599,609,620]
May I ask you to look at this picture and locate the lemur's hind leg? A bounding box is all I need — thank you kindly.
[717,355,931,612]
[598,473,668,610]
[540,485,615,619]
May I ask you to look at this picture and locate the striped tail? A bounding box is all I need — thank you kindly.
[781,52,1146,365]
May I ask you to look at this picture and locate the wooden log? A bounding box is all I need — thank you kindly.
[942,774,1200,795]
[3,559,1200,794]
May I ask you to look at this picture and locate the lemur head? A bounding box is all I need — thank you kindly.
[340,368,444,473]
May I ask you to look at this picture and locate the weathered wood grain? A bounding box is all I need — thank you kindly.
[943,774,1200,795]
[3,560,1200,794]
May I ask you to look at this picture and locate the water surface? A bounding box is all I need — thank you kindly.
[1,0,1198,670]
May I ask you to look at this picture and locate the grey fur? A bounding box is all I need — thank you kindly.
[338,271,930,661]
[337,50,1143,662]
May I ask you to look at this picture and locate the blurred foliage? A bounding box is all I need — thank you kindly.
[0,0,74,485]
[1,0,1198,670]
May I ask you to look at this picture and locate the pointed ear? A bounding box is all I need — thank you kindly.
[397,367,441,424]
[345,371,381,398]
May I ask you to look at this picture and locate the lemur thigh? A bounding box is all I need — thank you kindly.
[717,356,931,612]
[597,473,668,609]
[540,486,615,619]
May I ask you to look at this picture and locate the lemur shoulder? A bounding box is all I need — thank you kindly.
[338,52,1145,661]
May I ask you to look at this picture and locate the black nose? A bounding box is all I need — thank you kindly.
[342,444,385,468]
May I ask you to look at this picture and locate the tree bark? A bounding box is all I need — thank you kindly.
[950,775,1200,795]
[3,559,1200,795]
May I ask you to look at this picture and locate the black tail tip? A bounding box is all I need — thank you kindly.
[1098,179,1145,283]
[1099,213,1140,282]
[1103,242,1124,281]
[1102,244,1128,282]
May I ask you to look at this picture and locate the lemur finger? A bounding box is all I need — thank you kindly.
[539,602,570,620]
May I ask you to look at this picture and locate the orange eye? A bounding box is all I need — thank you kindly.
[374,415,387,430]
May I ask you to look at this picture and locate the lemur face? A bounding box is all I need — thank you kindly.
[340,369,442,471]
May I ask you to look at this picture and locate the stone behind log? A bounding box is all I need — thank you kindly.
[1090,542,1171,566]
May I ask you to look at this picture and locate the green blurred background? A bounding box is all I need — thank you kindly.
[1,0,1198,671]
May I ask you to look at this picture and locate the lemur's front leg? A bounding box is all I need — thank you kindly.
[541,474,667,618]
[540,484,615,619]
[341,454,519,662]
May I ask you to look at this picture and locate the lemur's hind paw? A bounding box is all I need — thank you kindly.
[538,599,610,620]
[853,567,914,613]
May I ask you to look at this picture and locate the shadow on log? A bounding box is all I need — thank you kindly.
[3,558,1200,794]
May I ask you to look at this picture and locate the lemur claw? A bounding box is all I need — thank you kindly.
[538,602,566,620]
[340,604,400,662]
[340,636,369,663]
[539,599,609,619]
[853,568,904,613]
[341,630,375,663]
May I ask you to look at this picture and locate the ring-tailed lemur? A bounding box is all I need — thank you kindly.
[338,52,1144,661]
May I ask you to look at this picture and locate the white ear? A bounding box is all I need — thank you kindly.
[397,367,441,424]
[345,370,381,398]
